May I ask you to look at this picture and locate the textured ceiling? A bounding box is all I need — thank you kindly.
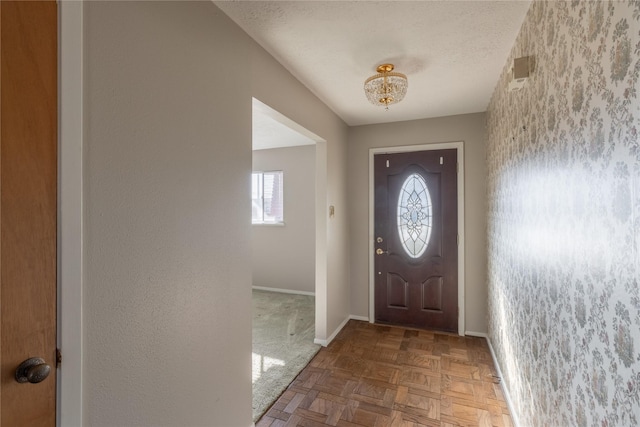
[216,1,531,127]
[252,98,316,150]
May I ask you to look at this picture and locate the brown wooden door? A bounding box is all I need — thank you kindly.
[1,1,58,425]
[374,149,458,332]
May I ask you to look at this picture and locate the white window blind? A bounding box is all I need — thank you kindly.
[252,171,283,224]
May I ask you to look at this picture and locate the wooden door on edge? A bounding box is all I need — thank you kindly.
[1,1,58,425]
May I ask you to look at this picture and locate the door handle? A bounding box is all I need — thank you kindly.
[15,357,51,384]
[376,248,389,255]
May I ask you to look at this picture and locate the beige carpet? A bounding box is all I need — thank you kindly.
[252,289,320,422]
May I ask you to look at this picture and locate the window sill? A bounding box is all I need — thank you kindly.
[252,222,285,227]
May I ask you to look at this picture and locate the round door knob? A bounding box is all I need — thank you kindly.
[15,357,51,384]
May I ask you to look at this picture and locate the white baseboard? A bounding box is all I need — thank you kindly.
[252,286,315,296]
[314,316,350,347]
[313,315,371,347]
[485,336,521,427]
[464,330,488,338]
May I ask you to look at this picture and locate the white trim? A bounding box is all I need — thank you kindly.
[313,316,370,346]
[486,336,521,427]
[58,1,83,426]
[252,286,315,297]
[464,331,488,338]
[368,142,466,336]
[314,140,328,343]
[314,315,350,347]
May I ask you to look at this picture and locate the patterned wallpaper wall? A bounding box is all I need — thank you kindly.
[486,1,639,426]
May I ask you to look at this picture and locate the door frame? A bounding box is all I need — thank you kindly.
[59,1,83,425]
[368,142,465,336]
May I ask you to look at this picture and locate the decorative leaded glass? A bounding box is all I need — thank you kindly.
[397,173,432,258]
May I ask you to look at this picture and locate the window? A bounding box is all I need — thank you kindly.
[397,173,432,258]
[252,171,284,224]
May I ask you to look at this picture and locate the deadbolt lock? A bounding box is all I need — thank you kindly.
[376,237,383,243]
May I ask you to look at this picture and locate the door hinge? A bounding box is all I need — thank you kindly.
[56,348,62,368]
[457,162,459,173]
[457,234,459,246]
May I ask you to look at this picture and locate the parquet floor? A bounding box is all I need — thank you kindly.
[256,320,513,427]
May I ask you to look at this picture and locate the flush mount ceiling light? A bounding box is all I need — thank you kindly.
[364,63,408,110]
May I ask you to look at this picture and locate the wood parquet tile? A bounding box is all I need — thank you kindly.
[256,320,513,427]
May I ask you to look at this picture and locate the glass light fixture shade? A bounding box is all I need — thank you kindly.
[364,64,408,107]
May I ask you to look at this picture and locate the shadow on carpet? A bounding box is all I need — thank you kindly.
[252,290,320,422]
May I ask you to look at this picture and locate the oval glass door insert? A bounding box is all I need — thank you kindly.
[397,173,432,258]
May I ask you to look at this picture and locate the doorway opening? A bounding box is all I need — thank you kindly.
[250,98,326,420]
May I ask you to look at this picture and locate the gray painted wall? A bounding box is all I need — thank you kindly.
[82,2,351,424]
[347,113,488,333]
[487,1,640,425]
[84,2,252,425]
[252,145,316,293]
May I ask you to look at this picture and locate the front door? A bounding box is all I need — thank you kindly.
[374,149,458,332]
[1,1,58,425]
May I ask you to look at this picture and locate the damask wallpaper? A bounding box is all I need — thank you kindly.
[486,1,640,426]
